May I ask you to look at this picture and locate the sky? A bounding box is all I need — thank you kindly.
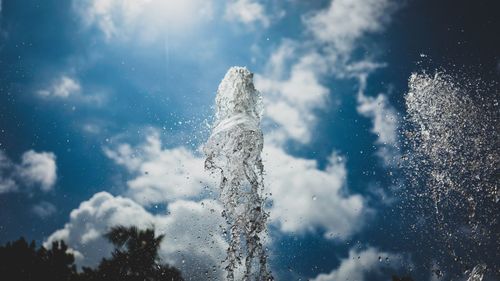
[0,0,499,280]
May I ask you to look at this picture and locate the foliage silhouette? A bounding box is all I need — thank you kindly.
[392,275,415,281]
[78,225,183,281]
[0,226,183,281]
[0,237,76,281]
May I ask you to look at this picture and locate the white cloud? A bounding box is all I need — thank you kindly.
[311,247,407,281]
[37,75,106,105]
[1,150,58,193]
[45,192,151,267]
[17,150,57,192]
[38,75,81,98]
[300,0,399,89]
[264,144,367,238]
[74,0,214,42]
[32,201,57,218]
[225,0,270,27]
[0,150,17,194]
[256,47,330,143]
[103,130,214,205]
[305,0,395,57]
[45,192,227,280]
[0,176,16,194]
[264,40,296,78]
[357,93,400,165]
[354,73,400,165]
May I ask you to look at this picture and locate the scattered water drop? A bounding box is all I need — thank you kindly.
[403,71,499,275]
[466,264,487,281]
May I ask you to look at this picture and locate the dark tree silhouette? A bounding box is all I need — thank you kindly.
[392,275,415,281]
[0,237,76,281]
[0,226,183,281]
[78,225,184,281]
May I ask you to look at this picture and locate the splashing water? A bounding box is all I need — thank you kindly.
[204,67,273,281]
[403,71,499,280]
[466,264,487,281]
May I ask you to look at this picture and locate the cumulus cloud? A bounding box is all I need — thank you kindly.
[264,144,367,238]
[256,44,329,143]
[32,201,57,218]
[305,0,395,58]
[0,149,57,193]
[17,150,57,192]
[37,75,105,105]
[225,0,270,27]
[74,0,214,42]
[38,75,81,98]
[103,130,214,205]
[311,247,407,281]
[45,192,153,268]
[45,192,227,280]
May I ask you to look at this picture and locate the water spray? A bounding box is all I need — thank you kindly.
[403,71,499,281]
[204,67,273,281]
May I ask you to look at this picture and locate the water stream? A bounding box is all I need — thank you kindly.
[204,67,273,281]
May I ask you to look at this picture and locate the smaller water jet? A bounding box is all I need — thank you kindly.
[403,71,499,281]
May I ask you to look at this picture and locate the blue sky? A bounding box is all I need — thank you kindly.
[0,0,499,280]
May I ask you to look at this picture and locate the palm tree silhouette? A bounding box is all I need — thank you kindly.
[0,226,184,281]
[79,225,184,281]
